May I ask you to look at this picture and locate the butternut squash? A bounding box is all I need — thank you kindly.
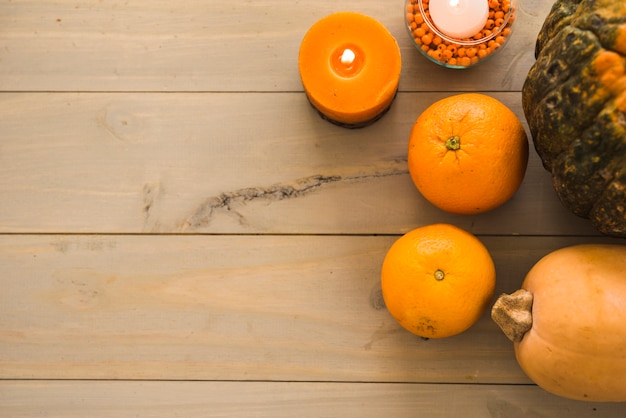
[492,244,626,402]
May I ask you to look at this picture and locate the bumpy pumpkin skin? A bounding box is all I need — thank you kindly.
[515,244,626,402]
[522,0,626,237]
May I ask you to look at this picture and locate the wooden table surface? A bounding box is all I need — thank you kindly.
[1,0,625,416]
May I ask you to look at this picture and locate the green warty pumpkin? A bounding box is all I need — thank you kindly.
[522,0,626,237]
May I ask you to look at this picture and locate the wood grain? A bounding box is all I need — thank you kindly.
[2,0,625,415]
[0,0,552,92]
[0,234,619,382]
[0,92,600,235]
[1,381,623,418]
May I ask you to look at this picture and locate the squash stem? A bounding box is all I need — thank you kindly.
[491,289,533,343]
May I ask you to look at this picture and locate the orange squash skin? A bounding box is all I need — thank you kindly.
[515,244,626,402]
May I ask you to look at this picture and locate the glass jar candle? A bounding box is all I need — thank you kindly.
[405,0,518,69]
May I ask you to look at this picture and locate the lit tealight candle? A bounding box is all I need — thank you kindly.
[298,12,402,128]
[429,0,489,39]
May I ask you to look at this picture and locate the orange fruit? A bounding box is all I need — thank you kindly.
[408,93,529,214]
[381,223,496,338]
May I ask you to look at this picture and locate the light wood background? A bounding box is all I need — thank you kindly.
[1,0,625,416]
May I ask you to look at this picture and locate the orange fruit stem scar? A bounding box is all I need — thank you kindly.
[445,136,461,151]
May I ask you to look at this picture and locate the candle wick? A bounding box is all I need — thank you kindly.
[340,48,356,65]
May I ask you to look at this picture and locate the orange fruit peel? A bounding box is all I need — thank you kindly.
[408,93,529,214]
[381,223,496,339]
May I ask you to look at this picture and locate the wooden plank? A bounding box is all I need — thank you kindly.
[0,0,553,92]
[0,234,619,382]
[0,92,601,235]
[1,380,624,417]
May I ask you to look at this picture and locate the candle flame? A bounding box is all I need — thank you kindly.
[340,48,356,66]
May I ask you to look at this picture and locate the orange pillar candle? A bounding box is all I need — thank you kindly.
[298,12,402,128]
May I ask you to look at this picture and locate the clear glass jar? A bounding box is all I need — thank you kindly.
[405,0,518,69]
